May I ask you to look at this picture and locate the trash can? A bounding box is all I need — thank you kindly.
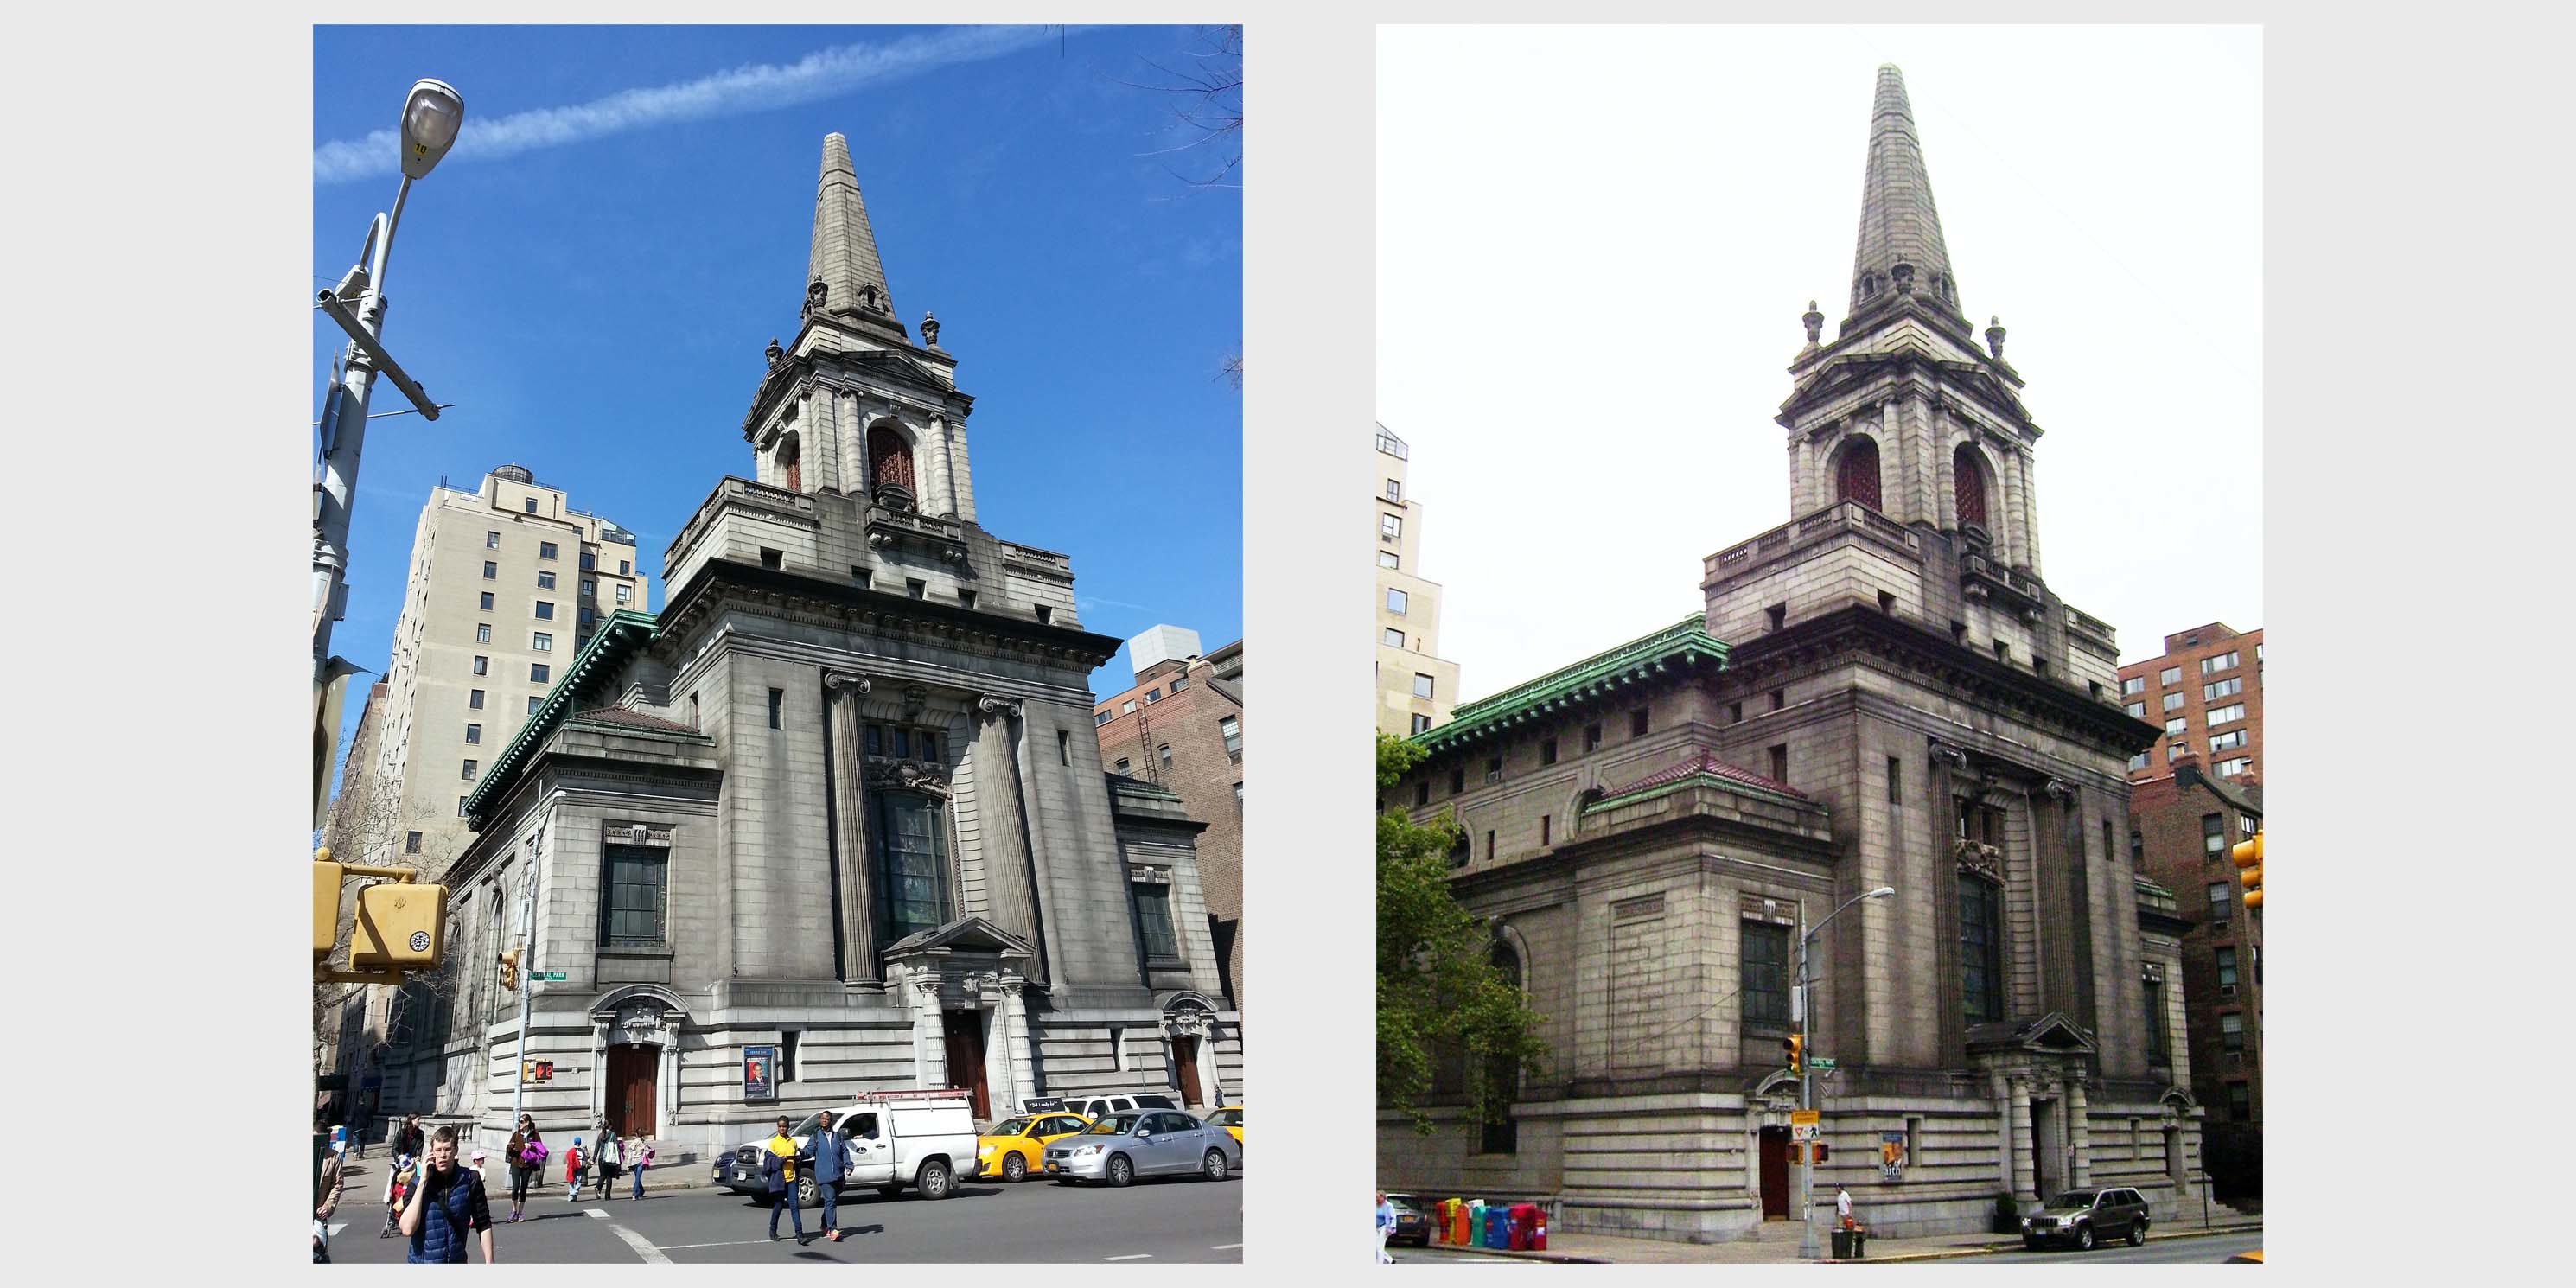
[1851,1226,1867,1259]
[1831,1227,1854,1259]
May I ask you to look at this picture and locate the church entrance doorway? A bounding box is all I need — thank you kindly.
[1171,1034,1203,1107]
[605,1045,657,1138]
[1758,1125,1792,1219]
[942,1011,991,1119]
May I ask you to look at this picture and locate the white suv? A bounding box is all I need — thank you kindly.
[1062,1092,1180,1121]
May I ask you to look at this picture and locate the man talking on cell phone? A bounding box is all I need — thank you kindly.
[399,1125,497,1263]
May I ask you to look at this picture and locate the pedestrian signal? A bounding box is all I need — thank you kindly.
[1784,1032,1804,1075]
[498,949,520,991]
[2232,832,2263,910]
[1815,1143,1830,1163]
[349,880,449,971]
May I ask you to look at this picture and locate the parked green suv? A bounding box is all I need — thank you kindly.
[2023,1187,2150,1251]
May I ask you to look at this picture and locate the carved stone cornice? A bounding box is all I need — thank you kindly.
[864,758,951,797]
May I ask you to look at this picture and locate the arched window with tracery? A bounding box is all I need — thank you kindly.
[1953,443,1989,532]
[775,435,801,492]
[1833,436,1883,511]
[868,424,916,508]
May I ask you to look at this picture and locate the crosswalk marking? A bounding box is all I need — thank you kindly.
[328,1223,347,1237]
[583,1208,674,1264]
[1106,1253,1154,1261]
[1211,1243,1241,1249]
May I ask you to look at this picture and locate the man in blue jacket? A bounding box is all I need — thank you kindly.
[811,1109,850,1243]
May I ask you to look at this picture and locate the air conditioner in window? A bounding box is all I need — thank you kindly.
[2219,984,2236,998]
[1484,770,1503,784]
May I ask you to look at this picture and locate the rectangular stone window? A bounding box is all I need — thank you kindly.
[481,591,494,611]
[581,552,596,571]
[539,541,558,559]
[486,531,501,549]
[907,579,927,599]
[1540,738,1557,765]
[531,663,549,684]
[769,688,784,730]
[1959,876,2004,1026]
[1385,627,1406,647]
[958,589,977,609]
[1888,756,1902,803]
[1450,767,1464,795]
[538,570,558,590]
[1769,689,1785,711]
[1057,731,1070,766]
[1411,713,1431,735]
[1540,814,1551,845]
[469,689,484,710]
[1414,780,1430,807]
[1630,708,1648,737]
[1380,513,1402,540]
[532,632,552,652]
[1740,920,1791,1030]
[1132,879,1179,963]
[482,561,498,580]
[405,831,422,854]
[535,601,555,621]
[472,655,488,676]
[1768,744,1789,782]
[873,792,953,943]
[2144,977,2171,1067]
[616,584,633,604]
[1412,673,1435,699]
[1036,605,1053,625]
[461,759,478,781]
[1584,723,1602,752]
[528,695,543,714]
[1387,588,1408,615]
[477,623,492,643]
[602,841,669,947]
[464,723,481,745]
[1379,551,1400,570]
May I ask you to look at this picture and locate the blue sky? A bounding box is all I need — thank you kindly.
[315,25,1241,774]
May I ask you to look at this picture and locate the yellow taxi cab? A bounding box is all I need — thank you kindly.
[977,1112,1093,1183]
[1204,1105,1243,1148]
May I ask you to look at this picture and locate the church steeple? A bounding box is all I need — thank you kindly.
[1845,65,1967,333]
[805,132,909,344]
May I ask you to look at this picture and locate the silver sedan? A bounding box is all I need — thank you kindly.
[1043,1109,1240,1187]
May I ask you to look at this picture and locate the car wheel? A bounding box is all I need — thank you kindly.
[1107,1154,1134,1188]
[918,1159,953,1201]
[1003,1153,1028,1183]
[2128,1219,2146,1247]
[1202,1149,1229,1182]
[2076,1224,2095,1252]
[795,1176,821,1209]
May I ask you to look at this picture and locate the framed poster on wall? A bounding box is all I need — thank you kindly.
[743,1044,777,1101]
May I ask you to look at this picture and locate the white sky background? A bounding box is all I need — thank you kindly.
[1380,25,2262,701]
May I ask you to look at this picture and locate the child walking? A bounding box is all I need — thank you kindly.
[564,1137,586,1202]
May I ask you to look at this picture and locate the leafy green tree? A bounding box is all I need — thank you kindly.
[1377,733,1548,1134]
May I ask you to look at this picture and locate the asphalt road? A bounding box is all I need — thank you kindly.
[1954,1229,2263,1265]
[322,1171,1243,1264]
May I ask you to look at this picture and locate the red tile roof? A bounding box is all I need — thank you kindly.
[1608,749,1809,801]
[571,706,701,736]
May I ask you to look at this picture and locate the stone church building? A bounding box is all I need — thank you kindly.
[376,135,1240,1158]
[1376,67,2208,1241]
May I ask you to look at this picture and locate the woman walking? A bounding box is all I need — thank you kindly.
[592,1130,622,1200]
[507,1118,544,1222]
[628,1137,656,1200]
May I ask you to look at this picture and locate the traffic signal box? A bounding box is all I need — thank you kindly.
[1784,1032,1804,1075]
[313,858,344,962]
[350,880,447,970]
[2232,832,2264,910]
[498,950,520,992]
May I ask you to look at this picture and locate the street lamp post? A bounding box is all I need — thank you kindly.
[312,78,463,830]
[1797,883,1895,1261]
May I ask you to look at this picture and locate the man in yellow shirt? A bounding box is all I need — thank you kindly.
[761,1116,807,1243]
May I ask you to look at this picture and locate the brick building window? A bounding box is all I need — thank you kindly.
[2203,677,2243,702]
[1220,716,1242,760]
[2216,756,2252,778]
[2201,650,2239,674]
[2160,666,2182,686]
[1740,921,1791,1029]
[2210,729,2248,753]
[2220,1012,2245,1054]
[1953,443,1989,530]
[2207,882,2231,923]
[2216,947,2239,991]
[2121,676,2145,697]
[2225,1081,2251,1120]
[1833,436,1884,511]
[2203,813,2226,857]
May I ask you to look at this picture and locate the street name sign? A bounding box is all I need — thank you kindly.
[1810,1057,1837,1071]
[540,971,568,981]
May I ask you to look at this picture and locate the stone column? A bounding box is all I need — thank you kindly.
[839,392,868,502]
[999,979,1038,1110]
[909,972,947,1087]
[1991,1070,2016,1198]
[2068,1077,2092,1187]
[975,975,1015,1113]
[2010,1076,2037,1202]
[2018,448,2044,577]
[826,672,878,984]
[973,695,1042,957]
[588,1017,611,1126]
[656,1031,679,1141]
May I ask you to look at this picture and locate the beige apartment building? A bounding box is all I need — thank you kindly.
[363,466,648,871]
[1375,424,1462,736]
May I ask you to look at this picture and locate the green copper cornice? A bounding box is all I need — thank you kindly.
[1411,615,1726,756]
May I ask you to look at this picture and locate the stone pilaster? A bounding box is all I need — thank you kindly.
[1991,1070,2017,1198]
[945,409,977,525]
[999,979,1037,1111]
[825,670,878,983]
[2068,1078,2091,1187]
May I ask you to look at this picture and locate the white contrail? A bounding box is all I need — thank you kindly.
[315,25,1071,184]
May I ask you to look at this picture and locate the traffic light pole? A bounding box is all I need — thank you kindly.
[507,877,534,1131]
[1796,902,1818,1261]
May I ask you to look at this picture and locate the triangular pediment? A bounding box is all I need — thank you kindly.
[882,915,1037,959]
[1967,1011,2100,1055]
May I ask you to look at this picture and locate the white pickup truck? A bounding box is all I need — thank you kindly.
[711,1091,980,1208]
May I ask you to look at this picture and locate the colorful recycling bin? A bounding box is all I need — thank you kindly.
[1452,1200,1472,1246]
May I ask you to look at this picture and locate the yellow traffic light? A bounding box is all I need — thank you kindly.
[1784,1031,1804,1075]
[498,949,520,992]
[2232,832,2264,910]
[313,858,344,962]
[349,881,449,971]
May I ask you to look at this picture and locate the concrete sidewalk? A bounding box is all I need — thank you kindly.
[1416,1218,2265,1265]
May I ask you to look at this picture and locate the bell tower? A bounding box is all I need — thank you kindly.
[743,132,978,525]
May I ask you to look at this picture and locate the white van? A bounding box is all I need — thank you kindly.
[712,1091,981,1208]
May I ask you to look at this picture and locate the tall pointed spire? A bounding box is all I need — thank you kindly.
[805,132,907,342]
[1846,66,1965,328]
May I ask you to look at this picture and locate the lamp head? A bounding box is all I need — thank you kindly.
[1867,886,1896,899]
[399,79,465,180]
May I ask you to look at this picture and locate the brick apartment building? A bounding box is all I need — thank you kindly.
[1095,625,1246,1008]
[2116,623,2262,785]
[2131,756,2262,1199]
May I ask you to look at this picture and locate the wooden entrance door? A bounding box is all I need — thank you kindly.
[941,1011,991,1119]
[1172,1035,1203,1106]
[1759,1126,1791,1218]
[606,1045,657,1138]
